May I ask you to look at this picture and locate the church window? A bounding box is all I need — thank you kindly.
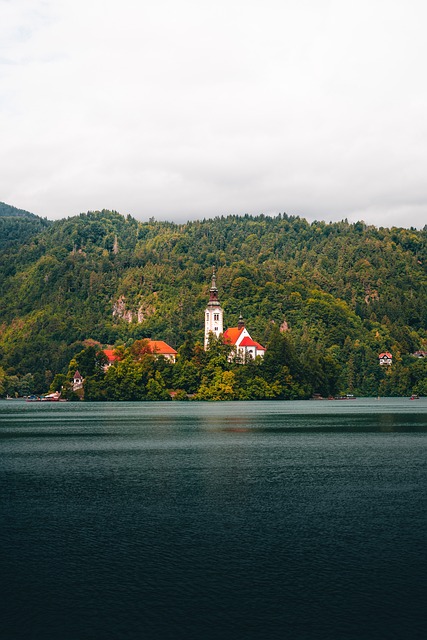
[214,313,219,321]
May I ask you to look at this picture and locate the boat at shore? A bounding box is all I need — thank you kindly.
[40,392,67,402]
[311,393,357,400]
[410,394,420,400]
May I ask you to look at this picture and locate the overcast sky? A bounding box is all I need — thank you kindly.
[1,0,426,228]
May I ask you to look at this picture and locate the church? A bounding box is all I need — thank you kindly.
[204,270,266,361]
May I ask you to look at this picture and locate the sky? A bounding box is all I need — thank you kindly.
[1,0,427,228]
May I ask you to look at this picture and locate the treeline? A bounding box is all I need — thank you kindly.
[0,207,426,398]
[0,202,39,218]
[1,331,426,401]
[0,202,51,251]
[26,332,424,401]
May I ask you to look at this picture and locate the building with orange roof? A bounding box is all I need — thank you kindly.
[146,340,177,363]
[103,348,121,370]
[103,342,177,367]
[104,349,120,363]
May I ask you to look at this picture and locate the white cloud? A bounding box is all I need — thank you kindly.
[1,0,427,227]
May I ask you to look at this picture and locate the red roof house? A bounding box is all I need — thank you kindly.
[104,349,120,362]
[379,352,392,365]
[146,340,177,362]
[104,342,177,366]
[103,349,120,369]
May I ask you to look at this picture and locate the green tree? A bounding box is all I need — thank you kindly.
[197,369,237,400]
[146,372,170,400]
[173,359,200,393]
[104,359,146,400]
[0,366,6,397]
[49,373,67,393]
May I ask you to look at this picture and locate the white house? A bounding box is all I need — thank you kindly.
[379,352,392,366]
[412,350,427,358]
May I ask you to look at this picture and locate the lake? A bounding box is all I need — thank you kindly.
[0,398,426,639]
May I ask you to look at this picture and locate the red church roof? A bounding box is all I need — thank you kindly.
[223,327,245,345]
[379,352,392,358]
[239,336,266,350]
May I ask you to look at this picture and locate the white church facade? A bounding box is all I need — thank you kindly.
[204,270,266,360]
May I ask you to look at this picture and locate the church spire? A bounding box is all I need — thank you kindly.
[204,267,224,349]
[237,313,245,330]
[209,267,219,302]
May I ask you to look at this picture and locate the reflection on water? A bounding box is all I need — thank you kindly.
[215,412,427,433]
[0,399,426,640]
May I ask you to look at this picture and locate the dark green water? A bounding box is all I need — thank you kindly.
[1,398,426,639]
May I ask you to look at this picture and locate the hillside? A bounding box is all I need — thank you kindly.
[0,209,426,397]
[0,202,39,218]
[0,201,51,250]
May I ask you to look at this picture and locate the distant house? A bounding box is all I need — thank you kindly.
[72,370,84,391]
[103,341,177,366]
[379,352,392,366]
[412,350,427,358]
[146,340,177,363]
[103,349,120,370]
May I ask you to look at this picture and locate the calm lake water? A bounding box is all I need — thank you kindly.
[1,398,426,640]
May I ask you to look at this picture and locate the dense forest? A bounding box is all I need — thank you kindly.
[0,204,426,399]
[0,202,51,251]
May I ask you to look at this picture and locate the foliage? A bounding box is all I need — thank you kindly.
[0,202,51,251]
[0,208,426,398]
[0,202,40,219]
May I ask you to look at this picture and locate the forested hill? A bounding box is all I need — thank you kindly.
[0,209,426,397]
[0,201,51,250]
[0,202,39,218]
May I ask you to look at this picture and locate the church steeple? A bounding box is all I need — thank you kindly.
[209,268,219,302]
[204,267,224,349]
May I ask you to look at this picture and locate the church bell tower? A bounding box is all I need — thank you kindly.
[204,268,224,349]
